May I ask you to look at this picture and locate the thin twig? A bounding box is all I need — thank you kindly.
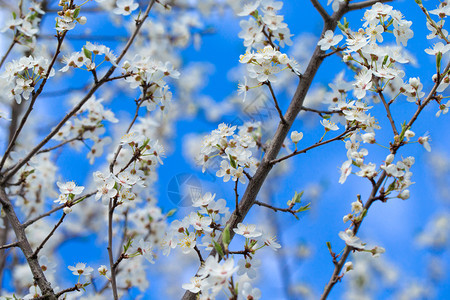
[194,245,204,263]
[0,241,19,250]
[23,192,96,228]
[234,180,240,217]
[375,81,398,136]
[271,127,354,165]
[266,82,287,124]
[347,0,393,11]
[32,213,66,258]
[254,200,297,218]
[108,198,119,300]
[37,136,83,154]
[0,38,17,69]
[300,106,341,116]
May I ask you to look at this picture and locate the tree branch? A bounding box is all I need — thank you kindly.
[310,0,331,22]
[270,127,354,165]
[347,0,393,11]
[0,188,57,299]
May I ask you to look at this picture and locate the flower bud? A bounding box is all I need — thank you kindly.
[385,154,395,164]
[290,131,303,144]
[398,190,410,200]
[78,16,87,25]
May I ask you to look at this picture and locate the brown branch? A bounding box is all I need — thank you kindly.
[375,81,398,136]
[32,213,66,258]
[108,198,119,300]
[0,38,17,69]
[109,97,145,174]
[194,245,204,263]
[36,136,83,154]
[310,0,331,22]
[22,192,96,228]
[347,0,393,11]
[271,127,354,165]
[0,188,57,299]
[266,81,287,124]
[0,241,19,250]
[254,200,297,218]
[234,180,240,217]
[300,105,341,116]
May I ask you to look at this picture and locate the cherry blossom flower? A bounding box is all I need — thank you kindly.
[339,229,366,250]
[290,131,303,144]
[320,119,339,131]
[237,258,261,279]
[318,30,343,51]
[425,42,450,56]
[257,231,281,251]
[182,276,203,293]
[237,0,261,16]
[233,223,262,239]
[57,181,84,195]
[418,134,431,152]
[113,0,139,16]
[339,160,352,184]
[68,262,94,277]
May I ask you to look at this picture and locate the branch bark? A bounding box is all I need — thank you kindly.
[182,5,349,300]
[0,188,57,299]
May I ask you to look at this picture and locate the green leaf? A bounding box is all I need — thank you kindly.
[166,208,177,217]
[73,7,81,19]
[296,202,311,213]
[229,154,237,169]
[83,47,92,60]
[123,237,133,253]
[12,11,16,19]
[385,180,396,194]
[326,241,332,252]
[437,52,442,73]
[294,191,304,203]
[212,240,224,258]
[222,225,231,249]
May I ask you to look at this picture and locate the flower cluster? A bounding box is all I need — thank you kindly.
[93,132,165,205]
[60,42,118,72]
[170,190,279,298]
[1,2,44,42]
[122,56,180,111]
[1,56,55,104]
[380,154,415,200]
[239,45,300,85]
[197,122,261,184]
[237,0,293,50]
[55,0,87,32]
